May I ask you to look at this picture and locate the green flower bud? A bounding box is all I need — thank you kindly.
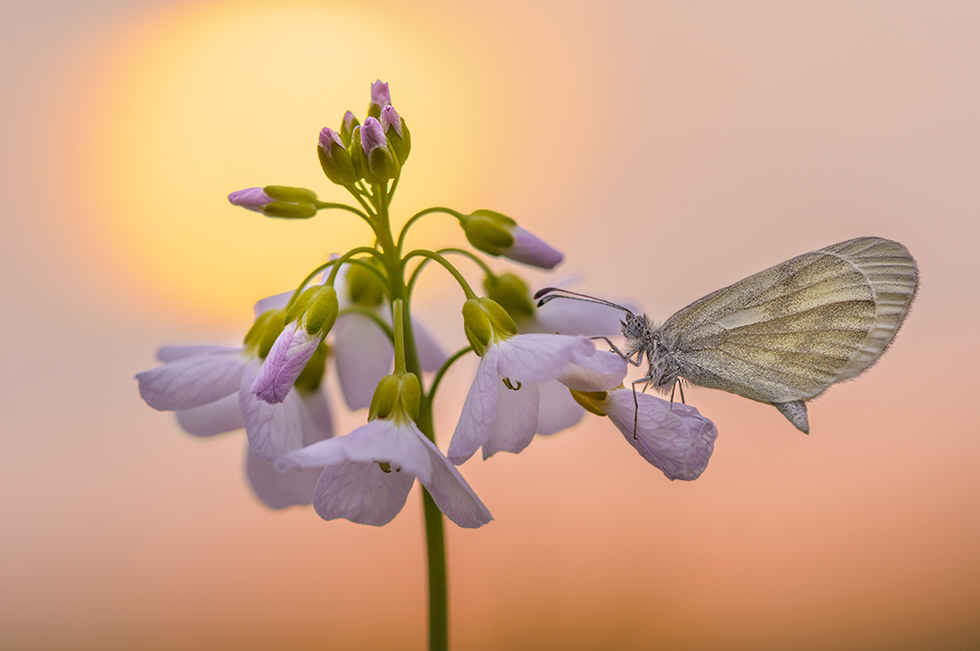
[340,110,359,148]
[361,117,400,182]
[346,262,386,307]
[243,309,287,359]
[369,372,421,423]
[229,187,318,220]
[263,185,319,203]
[462,299,493,355]
[460,210,517,255]
[283,285,339,338]
[380,106,411,164]
[350,126,368,181]
[462,297,518,355]
[318,128,358,186]
[483,273,535,320]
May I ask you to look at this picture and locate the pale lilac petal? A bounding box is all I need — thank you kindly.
[414,433,493,528]
[175,394,245,437]
[245,447,319,510]
[275,437,347,472]
[535,298,629,337]
[252,322,323,404]
[502,226,563,269]
[299,389,334,446]
[360,117,386,154]
[556,349,629,391]
[412,316,448,372]
[496,334,593,383]
[605,390,718,481]
[340,419,432,482]
[334,313,394,410]
[156,345,240,362]
[228,187,272,211]
[448,346,501,465]
[137,351,249,411]
[483,378,539,459]
[370,80,391,107]
[240,363,304,463]
[253,290,292,317]
[535,380,585,436]
[313,458,414,526]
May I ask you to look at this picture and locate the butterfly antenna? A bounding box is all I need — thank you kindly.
[534,287,634,315]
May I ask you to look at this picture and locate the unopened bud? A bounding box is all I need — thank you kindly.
[483,273,534,320]
[318,128,358,186]
[380,105,411,164]
[369,372,421,423]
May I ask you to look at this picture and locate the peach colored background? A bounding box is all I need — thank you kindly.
[3,1,978,649]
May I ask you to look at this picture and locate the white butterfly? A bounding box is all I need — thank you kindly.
[537,237,919,433]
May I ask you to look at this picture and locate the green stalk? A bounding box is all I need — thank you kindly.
[375,184,449,651]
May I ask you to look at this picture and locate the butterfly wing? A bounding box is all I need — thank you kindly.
[662,237,918,431]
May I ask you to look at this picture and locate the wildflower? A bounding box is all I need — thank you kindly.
[484,273,631,436]
[137,309,334,467]
[278,373,492,527]
[574,388,718,481]
[447,298,626,463]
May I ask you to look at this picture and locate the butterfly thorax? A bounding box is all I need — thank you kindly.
[620,313,677,391]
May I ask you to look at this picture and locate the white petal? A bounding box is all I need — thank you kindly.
[157,345,240,362]
[252,289,292,316]
[556,349,629,391]
[239,363,304,463]
[299,388,334,446]
[605,389,718,481]
[535,380,585,436]
[535,298,629,337]
[341,419,432,482]
[483,378,539,458]
[412,316,448,372]
[137,351,249,411]
[313,458,414,526]
[414,432,493,528]
[275,437,347,472]
[496,334,593,383]
[334,313,394,410]
[447,346,500,465]
[245,447,319,509]
[175,394,245,437]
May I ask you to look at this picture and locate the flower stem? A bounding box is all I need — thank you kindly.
[375,185,449,651]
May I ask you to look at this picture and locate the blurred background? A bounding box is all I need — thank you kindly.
[3,1,978,649]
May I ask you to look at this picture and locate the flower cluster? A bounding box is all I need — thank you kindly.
[137,81,719,529]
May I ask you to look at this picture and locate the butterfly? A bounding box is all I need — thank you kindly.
[536,237,919,433]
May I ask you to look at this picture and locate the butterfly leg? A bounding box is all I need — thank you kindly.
[667,378,686,410]
[589,336,643,366]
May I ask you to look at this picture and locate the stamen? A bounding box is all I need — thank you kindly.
[502,377,522,391]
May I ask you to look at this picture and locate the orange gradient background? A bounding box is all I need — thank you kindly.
[2,1,978,649]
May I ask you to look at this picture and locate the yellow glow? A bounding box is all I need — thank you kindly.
[72,1,485,323]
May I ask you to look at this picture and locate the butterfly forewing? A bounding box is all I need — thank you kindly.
[662,237,918,405]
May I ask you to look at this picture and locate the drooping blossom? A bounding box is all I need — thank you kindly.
[251,266,446,411]
[590,388,718,481]
[278,373,492,528]
[135,312,335,508]
[447,297,627,464]
[483,273,635,436]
